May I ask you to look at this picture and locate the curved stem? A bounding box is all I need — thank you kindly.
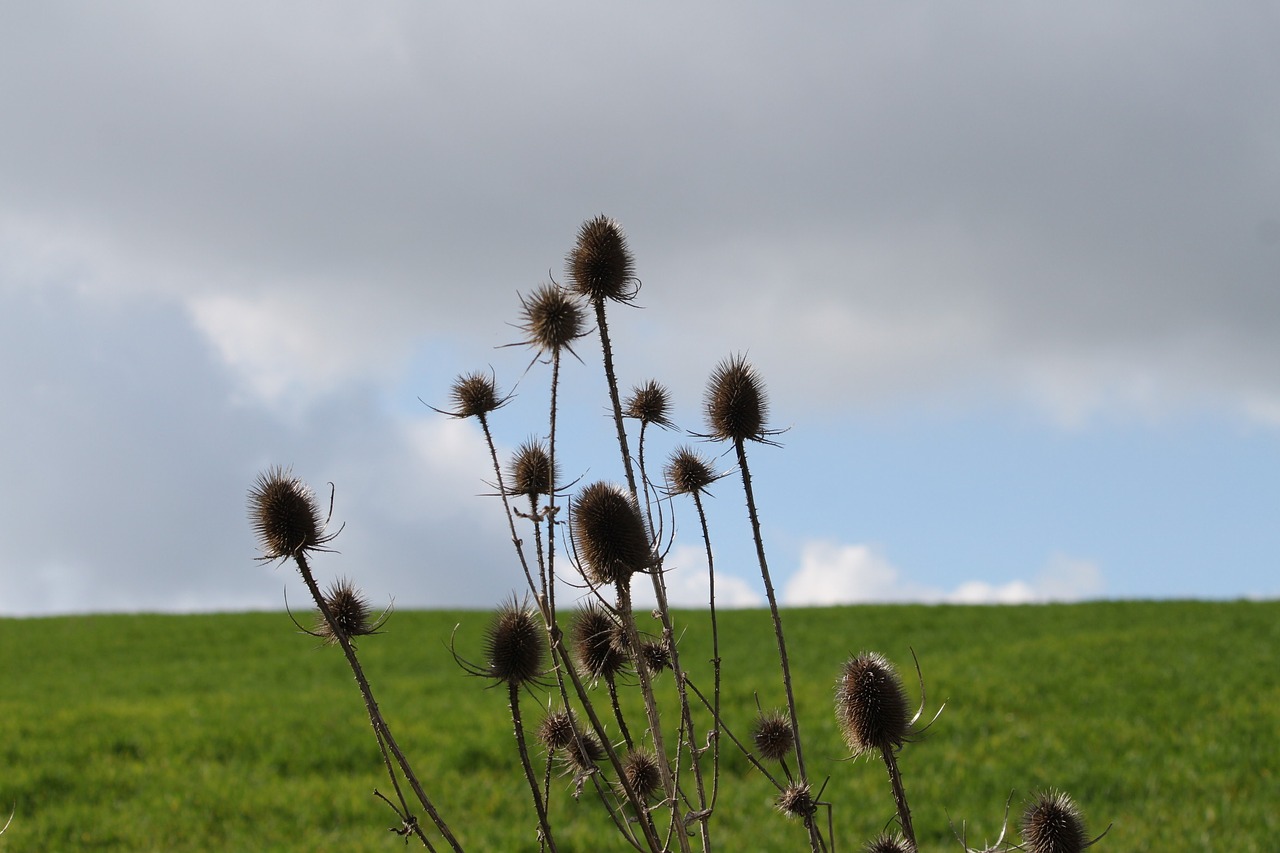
[510,683,558,851]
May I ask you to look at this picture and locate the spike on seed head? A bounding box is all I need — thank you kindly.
[704,354,769,443]
[314,577,379,645]
[836,651,910,756]
[776,782,816,819]
[571,481,652,586]
[518,283,586,355]
[248,467,333,560]
[567,215,636,304]
[665,446,719,496]
[751,710,796,763]
[624,380,674,429]
[571,604,629,681]
[484,599,546,687]
[1021,791,1088,853]
[620,749,663,801]
[865,833,914,853]
[509,438,556,499]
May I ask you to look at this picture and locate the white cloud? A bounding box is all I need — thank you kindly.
[784,540,1104,606]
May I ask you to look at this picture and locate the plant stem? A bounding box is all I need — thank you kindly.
[881,747,915,849]
[510,682,558,852]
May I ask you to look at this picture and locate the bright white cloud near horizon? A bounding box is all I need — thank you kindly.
[2,2,1278,616]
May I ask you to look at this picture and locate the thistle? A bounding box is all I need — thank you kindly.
[835,652,910,756]
[566,215,637,304]
[537,709,579,752]
[865,833,914,853]
[508,438,557,500]
[752,710,796,764]
[571,481,652,587]
[703,353,776,444]
[247,466,338,561]
[571,604,629,682]
[665,446,721,496]
[776,782,816,820]
[517,282,586,356]
[312,577,386,645]
[438,369,507,420]
[624,379,674,429]
[620,749,664,802]
[483,600,547,688]
[1022,791,1096,853]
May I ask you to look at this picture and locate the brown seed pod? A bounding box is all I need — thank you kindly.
[484,600,546,687]
[624,379,674,429]
[571,604,629,681]
[443,370,505,419]
[536,710,578,752]
[751,710,796,763]
[665,446,721,496]
[620,749,663,801]
[562,729,605,774]
[639,639,671,675]
[776,782,816,819]
[509,438,556,499]
[704,354,769,443]
[571,481,652,586]
[313,577,381,645]
[835,652,910,756]
[518,282,586,355]
[1021,791,1089,853]
[566,215,637,304]
[248,467,334,560]
[865,833,914,853]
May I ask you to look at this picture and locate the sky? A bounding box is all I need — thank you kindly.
[1,2,1277,616]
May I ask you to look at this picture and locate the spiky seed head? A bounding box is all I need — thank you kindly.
[704,354,769,443]
[624,380,674,429]
[248,467,327,560]
[562,730,605,774]
[537,710,577,751]
[836,652,910,756]
[776,782,816,819]
[314,577,378,645]
[620,750,663,801]
[865,833,914,853]
[1021,791,1088,853]
[448,371,503,419]
[665,446,719,496]
[484,600,546,687]
[509,439,556,499]
[571,604,629,681]
[519,282,586,354]
[571,481,652,586]
[751,710,795,762]
[567,215,636,303]
[640,639,670,674]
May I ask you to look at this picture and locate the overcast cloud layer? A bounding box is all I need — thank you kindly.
[2,3,1277,615]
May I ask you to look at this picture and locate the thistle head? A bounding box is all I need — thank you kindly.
[508,438,557,499]
[665,445,721,496]
[776,782,816,819]
[624,379,674,429]
[248,467,336,560]
[313,577,384,645]
[536,709,578,752]
[1021,791,1091,853]
[835,651,910,756]
[566,215,637,304]
[442,370,506,420]
[704,354,773,443]
[571,603,629,681]
[751,710,795,763]
[571,481,652,586]
[484,599,547,687]
[865,833,914,853]
[562,729,605,775]
[620,749,663,801]
[517,282,586,355]
[639,639,671,675]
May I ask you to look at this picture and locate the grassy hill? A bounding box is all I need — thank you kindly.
[1,600,1276,851]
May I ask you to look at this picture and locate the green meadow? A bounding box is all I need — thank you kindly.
[1,600,1275,851]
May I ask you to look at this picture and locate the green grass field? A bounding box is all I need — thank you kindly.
[1,601,1276,851]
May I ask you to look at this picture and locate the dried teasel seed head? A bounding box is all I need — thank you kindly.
[639,639,671,674]
[1021,791,1089,853]
[518,282,586,355]
[665,446,719,496]
[776,782,816,819]
[704,354,769,443]
[620,749,663,801]
[447,370,504,419]
[536,710,577,752]
[484,600,546,687]
[751,710,795,763]
[624,379,674,429]
[567,215,636,304]
[571,604,629,681]
[836,651,910,756]
[509,438,556,499]
[571,481,652,586]
[248,467,328,560]
[865,833,914,853]
[314,577,378,645]
[562,730,605,774]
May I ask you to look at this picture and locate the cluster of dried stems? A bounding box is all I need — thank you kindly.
[247,216,1108,853]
